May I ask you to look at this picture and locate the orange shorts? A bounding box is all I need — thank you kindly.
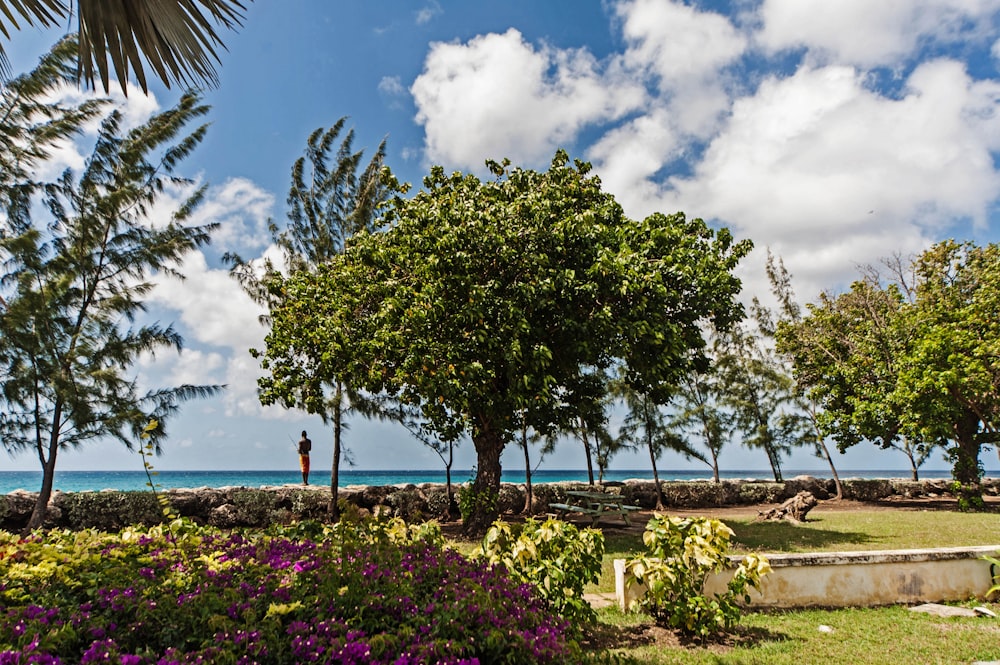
[299,454,310,476]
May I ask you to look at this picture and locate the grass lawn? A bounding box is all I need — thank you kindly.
[585,507,1000,663]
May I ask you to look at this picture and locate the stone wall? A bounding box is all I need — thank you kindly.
[1,476,997,532]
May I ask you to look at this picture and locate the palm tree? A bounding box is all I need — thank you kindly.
[0,0,248,93]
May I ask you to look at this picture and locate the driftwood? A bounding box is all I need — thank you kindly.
[757,491,818,522]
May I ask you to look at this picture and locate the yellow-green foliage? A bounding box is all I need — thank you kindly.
[626,514,771,638]
[477,517,604,625]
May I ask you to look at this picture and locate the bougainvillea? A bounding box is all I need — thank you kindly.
[0,518,591,664]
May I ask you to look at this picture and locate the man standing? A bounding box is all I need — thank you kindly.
[297,430,312,485]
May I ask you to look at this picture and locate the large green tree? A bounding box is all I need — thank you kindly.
[228,119,393,519]
[776,268,927,477]
[0,82,222,530]
[0,0,248,93]
[259,151,751,534]
[779,240,1000,505]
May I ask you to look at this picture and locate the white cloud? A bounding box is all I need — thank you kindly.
[618,0,747,86]
[31,83,162,183]
[191,177,275,255]
[378,75,405,97]
[150,250,265,354]
[411,28,646,170]
[656,59,1000,297]
[415,1,442,25]
[757,0,1000,67]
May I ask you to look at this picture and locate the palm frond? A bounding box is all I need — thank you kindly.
[75,0,247,94]
[0,0,66,79]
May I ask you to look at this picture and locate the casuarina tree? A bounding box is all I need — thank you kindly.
[0,55,222,530]
[228,119,394,519]
[259,151,752,535]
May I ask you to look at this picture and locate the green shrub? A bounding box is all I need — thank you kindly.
[625,515,771,639]
[458,484,498,523]
[477,517,604,625]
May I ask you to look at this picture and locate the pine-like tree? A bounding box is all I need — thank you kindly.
[0,57,222,530]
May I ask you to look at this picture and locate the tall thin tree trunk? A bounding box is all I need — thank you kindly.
[444,440,458,520]
[817,439,843,500]
[580,418,595,486]
[764,437,783,482]
[329,382,343,521]
[521,426,533,515]
[647,436,665,511]
[26,437,59,533]
[711,451,720,483]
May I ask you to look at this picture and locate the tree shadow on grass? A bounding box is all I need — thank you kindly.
[729,518,876,552]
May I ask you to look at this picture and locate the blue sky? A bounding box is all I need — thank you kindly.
[5,0,1000,475]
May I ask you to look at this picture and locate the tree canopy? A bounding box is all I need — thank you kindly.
[259,151,751,533]
[778,240,1000,505]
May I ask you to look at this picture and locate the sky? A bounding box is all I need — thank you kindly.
[5,0,1000,475]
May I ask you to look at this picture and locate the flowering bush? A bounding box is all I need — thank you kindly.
[625,514,771,638]
[0,517,594,664]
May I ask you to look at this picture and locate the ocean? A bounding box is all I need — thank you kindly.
[0,468,982,494]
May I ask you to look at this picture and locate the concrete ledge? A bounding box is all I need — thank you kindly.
[615,545,1000,610]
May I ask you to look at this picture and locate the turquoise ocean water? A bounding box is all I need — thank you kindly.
[0,468,982,494]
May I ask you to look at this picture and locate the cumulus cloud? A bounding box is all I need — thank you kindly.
[31,83,162,183]
[618,0,746,86]
[757,0,1000,67]
[658,59,1000,297]
[411,28,646,170]
[378,75,405,97]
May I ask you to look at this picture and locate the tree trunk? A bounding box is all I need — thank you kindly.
[580,419,595,486]
[951,410,984,509]
[711,451,720,484]
[758,491,817,523]
[328,383,343,521]
[764,438,783,482]
[521,427,533,515]
[647,436,665,511]
[463,423,504,536]
[25,437,59,533]
[818,438,843,500]
[444,441,459,521]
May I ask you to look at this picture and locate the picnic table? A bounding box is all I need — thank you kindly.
[548,490,641,527]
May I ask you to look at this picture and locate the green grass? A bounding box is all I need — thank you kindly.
[592,510,1000,594]
[588,510,1000,663]
[593,604,1000,664]
[728,510,1000,553]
